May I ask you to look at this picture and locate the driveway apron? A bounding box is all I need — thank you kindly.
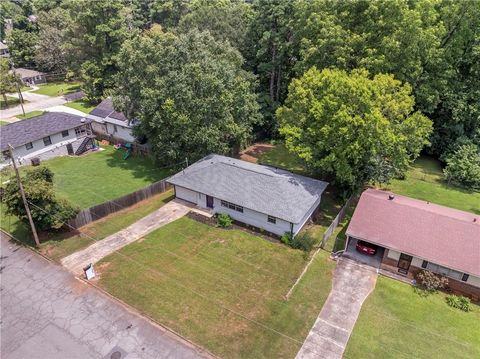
[61,200,192,274]
[0,233,210,359]
[296,257,378,359]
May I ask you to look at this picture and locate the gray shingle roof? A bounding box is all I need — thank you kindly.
[14,68,44,79]
[89,97,128,122]
[167,154,328,223]
[0,112,91,151]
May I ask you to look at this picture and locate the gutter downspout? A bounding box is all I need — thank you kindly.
[290,222,294,238]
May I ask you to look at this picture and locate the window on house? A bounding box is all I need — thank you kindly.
[461,273,469,282]
[75,126,86,136]
[43,136,52,146]
[267,215,276,224]
[220,200,243,213]
[421,260,428,269]
[25,142,33,150]
[2,150,9,160]
[61,130,69,137]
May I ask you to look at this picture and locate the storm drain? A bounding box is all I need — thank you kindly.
[105,346,128,359]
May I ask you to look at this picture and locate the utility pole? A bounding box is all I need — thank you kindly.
[7,144,40,246]
[9,60,25,116]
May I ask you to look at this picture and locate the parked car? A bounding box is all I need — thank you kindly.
[356,240,377,255]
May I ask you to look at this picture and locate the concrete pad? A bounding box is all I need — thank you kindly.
[296,258,378,359]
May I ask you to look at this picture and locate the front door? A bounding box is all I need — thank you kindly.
[397,253,413,274]
[206,195,214,209]
[66,143,74,155]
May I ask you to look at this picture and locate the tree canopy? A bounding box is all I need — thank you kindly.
[277,68,432,191]
[113,27,261,164]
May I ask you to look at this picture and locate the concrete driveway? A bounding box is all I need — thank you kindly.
[0,233,210,359]
[1,94,67,119]
[296,258,377,359]
[61,199,193,274]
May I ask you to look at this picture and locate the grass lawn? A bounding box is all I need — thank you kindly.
[32,82,81,97]
[257,143,308,176]
[37,190,174,261]
[0,96,24,109]
[0,145,173,209]
[64,99,96,114]
[345,276,480,359]
[0,121,9,126]
[97,217,336,358]
[383,156,480,214]
[16,110,45,120]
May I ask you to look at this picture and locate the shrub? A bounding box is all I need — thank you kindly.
[415,270,448,293]
[280,232,292,245]
[446,295,471,312]
[290,233,315,252]
[216,213,233,228]
[443,142,480,190]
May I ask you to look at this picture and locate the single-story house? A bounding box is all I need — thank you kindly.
[0,112,95,168]
[346,188,480,300]
[0,42,9,58]
[167,154,328,236]
[15,68,47,86]
[87,98,136,143]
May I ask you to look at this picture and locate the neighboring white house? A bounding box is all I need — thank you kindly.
[0,42,9,58]
[87,98,136,142]
[0,112,95,168]
[14,68,47,85]
[167,154,328,236]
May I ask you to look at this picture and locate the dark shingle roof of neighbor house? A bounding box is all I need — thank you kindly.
[89,97,128,122]
[167,154,328,223]
[0,112,91,151]
[14,68,44,78]
[346,189,480,277]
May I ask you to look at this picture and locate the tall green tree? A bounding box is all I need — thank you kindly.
[277,68,432,191]
[0,58,19,105]
[249,0,295,136]
[114,27,261,164]
[65,0,133,102]
[6,29,38,67]
[177,0,255,65]
[35,7,72,74]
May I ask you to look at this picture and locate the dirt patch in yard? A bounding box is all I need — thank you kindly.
[239,143,274,163]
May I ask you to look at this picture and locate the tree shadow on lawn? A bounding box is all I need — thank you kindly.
[103,147,175,183]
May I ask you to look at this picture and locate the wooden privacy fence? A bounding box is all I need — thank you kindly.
[320,195,354,248]
[68,179,171,229]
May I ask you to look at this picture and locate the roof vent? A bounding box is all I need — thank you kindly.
[474,218,478,223]
[388,194,395,200]
[81,118,85,123]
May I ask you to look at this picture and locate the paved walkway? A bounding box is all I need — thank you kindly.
[296,258,378,359]
[61,200,193,274]
[0,233,210,359]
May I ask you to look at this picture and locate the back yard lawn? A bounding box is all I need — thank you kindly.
[383,156,480,214]
[345,276,480,359]
[64,99,96,114]
[97,216,336,358]
[32,82,81,97]
[0,145,173,209]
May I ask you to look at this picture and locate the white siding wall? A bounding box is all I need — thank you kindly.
[176,186,200,205]
[105,123,135,142]
[212,197,292,236]
[467,275,480,288]
[411,257,424,268]
[387,249,401,260]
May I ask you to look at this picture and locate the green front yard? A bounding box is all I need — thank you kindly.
[97,217,336,358]
[345,276,480,359]
[0,121,8,126]
[16,110,45,120]
[384,156,480,214]
[0,95,23,109]
[64,99,97,114]
[32,81,81,97]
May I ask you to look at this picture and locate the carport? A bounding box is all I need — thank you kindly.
[344,237,385,269]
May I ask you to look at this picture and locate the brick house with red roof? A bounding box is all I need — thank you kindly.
[346,189,480,300]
